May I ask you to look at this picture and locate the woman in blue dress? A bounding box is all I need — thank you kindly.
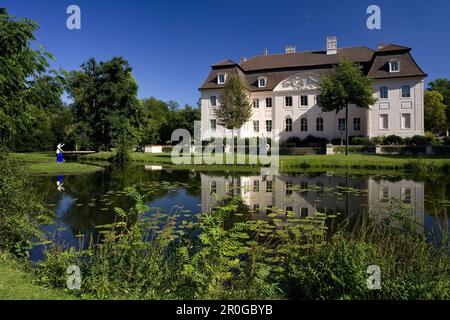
[56,143,65,163]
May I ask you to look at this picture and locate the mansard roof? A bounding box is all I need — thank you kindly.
[200,43,426,91]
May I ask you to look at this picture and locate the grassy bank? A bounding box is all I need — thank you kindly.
[0,252,76,300]
[9,153,104,174]
[80,151,450,173]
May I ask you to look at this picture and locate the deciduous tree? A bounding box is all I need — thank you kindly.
[318,59,377,155]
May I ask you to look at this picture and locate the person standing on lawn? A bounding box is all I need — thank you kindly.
[56,143,65,163]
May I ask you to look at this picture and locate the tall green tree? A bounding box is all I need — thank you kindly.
[0,10,65,146]
[215,74,252,132]
[428,79,450,132]
[318,59,377,155]
[424,90,447,134]
[66,57,140,151]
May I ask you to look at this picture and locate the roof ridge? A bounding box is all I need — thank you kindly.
[241,45,374,63]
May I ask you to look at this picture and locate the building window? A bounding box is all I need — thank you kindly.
[217,73,226,84]
[380,87,389,99]
[285,206,293,214]
[285,96,293,107]
[316,117,324,131]
[300,95,308,107]
[253,120,260,132]
[381,187,390,202]
[210,119,217,132]
[338,118,346,131]
[210,181,217,195]
[300,118,308,132]
[285,117,293,132]
[266,120,272,132]
[401,85,411,98]
[402,187,412,204]
[253,98,259,108]
[315,95,322,105]
[266,97,272,108]
[285,182,293,195]
[401,113,411,129]
[301,207,309,218]
[389,60,400,72]
[258,77,267,88]
[253,180,260,192]
[316,182,324,196]
[379,114,389,130]
[210,96,217,107]
[301,181,308,195]
[353,118,361,131]
[266,180,273,193]
[253,204,260,212]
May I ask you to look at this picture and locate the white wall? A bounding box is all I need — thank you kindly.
[200,76,425,141]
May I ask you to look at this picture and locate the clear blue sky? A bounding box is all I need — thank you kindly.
[2,0,450,106]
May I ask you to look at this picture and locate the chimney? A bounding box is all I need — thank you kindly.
[263,48,268,55]
[240,56,247,63]
[285,45,296,54]
[326,36,337,55]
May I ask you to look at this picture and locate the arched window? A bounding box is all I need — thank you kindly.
[316,117,324,131]
[301,118,308,132]
[285,117,293,132]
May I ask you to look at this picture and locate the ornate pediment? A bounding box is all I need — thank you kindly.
[275,73,320,91]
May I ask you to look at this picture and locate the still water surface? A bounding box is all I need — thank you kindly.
[31,165,450,261]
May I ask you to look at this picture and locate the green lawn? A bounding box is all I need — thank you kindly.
[11,152,450,173]
[0,252,76,300]
[9,153,104,174]
[80,151,450,172]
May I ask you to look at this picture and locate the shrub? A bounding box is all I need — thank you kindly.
[331,138,344,146]
[302,135,328,147]
[350,136,370,146]
[383,135,404,145]
[370,136,384,146]
[112,140,132,164]
[442,136,450,146]
[0,152,54,256]
[425,132,438,144]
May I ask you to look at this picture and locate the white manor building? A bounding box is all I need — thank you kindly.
[199,37,427,142]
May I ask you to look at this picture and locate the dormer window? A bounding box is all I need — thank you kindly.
[389,60,400,73]
[258,77,267,88]
[217,73,227,84]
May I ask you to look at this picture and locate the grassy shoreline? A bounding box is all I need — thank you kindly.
[81,151,450,173]
[0,252,76,300]
[10,152,450,174]
[9,153,104,175]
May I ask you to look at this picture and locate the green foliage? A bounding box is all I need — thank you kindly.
[429,78,450,129]
[215,74,253,130]
[318,59,377,155]
[425,90,447,133]
[66,57,140,151]
[285,201,449,300]
[34,188,449,300]
[138,97,200,145]
[0,11,65,145]
[0,152,54,255]
[112,140,132,164]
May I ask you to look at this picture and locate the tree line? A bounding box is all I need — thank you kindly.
[0,10,199,153]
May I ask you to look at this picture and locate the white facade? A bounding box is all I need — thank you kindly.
[200,75,425,141]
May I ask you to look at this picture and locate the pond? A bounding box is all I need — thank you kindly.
[30,165,450,261]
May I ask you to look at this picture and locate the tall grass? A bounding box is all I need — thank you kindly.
[34,190,449,300]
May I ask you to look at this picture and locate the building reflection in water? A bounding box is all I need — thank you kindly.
[201,173,425,229]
